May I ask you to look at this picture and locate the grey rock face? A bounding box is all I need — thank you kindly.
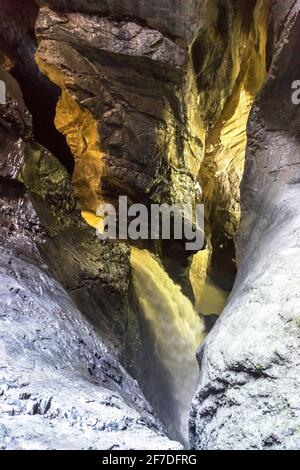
[0,245,181,450]
[1,0,202,448]
[2,0,300,451]
[0,72,181,450]
[190,0,300,450]
[36,9,186,67]
[37,0,203,41]
[35,5,203,210]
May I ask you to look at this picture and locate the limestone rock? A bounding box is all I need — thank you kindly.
[0,70,181,450]
[35,4,203,213]
[190,0,300,450]
[2,0,300,451]
[37,0,203,41]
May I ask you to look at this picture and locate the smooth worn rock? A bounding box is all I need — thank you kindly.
[35,4,203,215]
[2,0,300,452]
[0,71,181,450]
[190,0,300,450]
[0,245,181,450]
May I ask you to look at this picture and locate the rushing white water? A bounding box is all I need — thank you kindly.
[130,247,205,441]
[81,211,205,442]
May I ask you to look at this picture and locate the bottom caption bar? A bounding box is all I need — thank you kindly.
[100,452,199,466]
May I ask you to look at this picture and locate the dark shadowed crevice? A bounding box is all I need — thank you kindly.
[11,62,75,175]
[0,0,74,174]
[209,237,237,291]
[0,177,26,198]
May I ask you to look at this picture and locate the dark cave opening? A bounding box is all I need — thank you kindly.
[0,0,74,175]
[11,63,75,175]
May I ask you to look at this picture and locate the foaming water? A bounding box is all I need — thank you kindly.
[130,247,204,442]
[80,211,205,443]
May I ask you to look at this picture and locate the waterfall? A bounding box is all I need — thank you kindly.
[81,210,205,442]
[130,247,204,442]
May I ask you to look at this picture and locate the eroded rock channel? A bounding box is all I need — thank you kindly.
[0,0,299,450]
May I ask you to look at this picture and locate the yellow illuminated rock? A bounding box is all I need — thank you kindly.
[200,0,269,240]
[189,0,269,298]
[81,210,105,234]
[201,86,255,238]
[35,54,104,212]
[56,90,103,212]
[189,247,228,314]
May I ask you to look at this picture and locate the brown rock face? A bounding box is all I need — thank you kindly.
[35,5,203,214]
[0,63,183,449]
[36,0,202,41]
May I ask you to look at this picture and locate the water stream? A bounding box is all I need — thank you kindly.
[81,210,226,444]
[130,247,204,442]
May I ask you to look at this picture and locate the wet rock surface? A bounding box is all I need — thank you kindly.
[1,0,300,451]
[190,0,300,450]
[35,4,203,212]
[0,70,181,450]
[36,0,202,41]
[0,245,181,450]
[0,0,74,173]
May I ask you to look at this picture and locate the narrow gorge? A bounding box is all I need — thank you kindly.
[0,0,300,451]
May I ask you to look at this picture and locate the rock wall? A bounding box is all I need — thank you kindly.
[34,4,203,213]
[36,0,202,41]
[192,0,269,290]
[0,0,74,173]
[1,0,300,451]
[0,65,181,449]
[190,0,300,450]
